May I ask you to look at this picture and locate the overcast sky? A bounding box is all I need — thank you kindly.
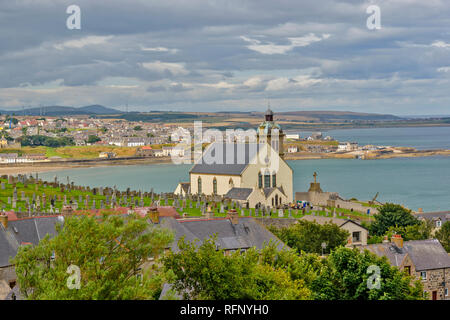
[0,0,449,115]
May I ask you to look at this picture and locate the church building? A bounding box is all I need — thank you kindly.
[175,107,293,208]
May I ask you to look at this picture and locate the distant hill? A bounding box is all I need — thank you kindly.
[276,110,403,121]
[0,105,120,116]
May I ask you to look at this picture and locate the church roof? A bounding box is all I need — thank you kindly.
[190,142,265,176]
[224,187,254,200]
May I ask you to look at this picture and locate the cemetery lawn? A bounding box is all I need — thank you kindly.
[0,177,374,222]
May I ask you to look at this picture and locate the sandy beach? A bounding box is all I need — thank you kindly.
[0,165,73,175]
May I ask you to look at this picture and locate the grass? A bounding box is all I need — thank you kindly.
[0,178,375,222]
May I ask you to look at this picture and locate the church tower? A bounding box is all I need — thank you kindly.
[257,104,285,159]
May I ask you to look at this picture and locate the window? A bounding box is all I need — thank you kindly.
[445,288,448,297]
[352,231,361,242]
[229,178,234,188]
[258,172,262,188]
[420,271,427,280]
[197,177,202,194]
[213,178,217,194]
[264,173,270,188]
[272,174,276,187]
[436,220,442,227]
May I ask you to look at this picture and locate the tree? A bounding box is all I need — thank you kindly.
[87,135,101,144]
[435,221,450,252]
[369,220,433,244]
[268,220,349,254]
[369,203,420,236]
[310,247,424,300]
[134,126,143,131]
[162,236,310,300]
[19,135,75,147]
[12,212,174,300]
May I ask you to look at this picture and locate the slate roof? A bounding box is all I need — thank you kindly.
[415,211,450,222]
[299,215,366,229]
[190,142,265,175]
[262,187,286,198]
[0,216,61,267]
[362,239,450,271]
[179,183,190,194]
[159,216,285,252]
[224,187,253,200]
[0,226,19,267]
[8,216,60,245]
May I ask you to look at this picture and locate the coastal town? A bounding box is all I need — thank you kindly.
[1,109,449,301]
[2,112,449,168]
[1,0,450,309]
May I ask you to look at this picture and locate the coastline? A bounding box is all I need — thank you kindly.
[2,148,450,176]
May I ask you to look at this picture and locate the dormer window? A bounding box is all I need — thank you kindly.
[436,220,442,227]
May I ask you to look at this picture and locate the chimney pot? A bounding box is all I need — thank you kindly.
[149,207,159,224]
[227,209,239,225]
[391,234,403,248]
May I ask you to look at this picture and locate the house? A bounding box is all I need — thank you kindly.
[162,146,184,157]
[186,108,293,208]
[157,211,287,299]
[286,134,300,140]
[99,151,116,159]
[415,211,449,232]
[125,137,146,147]
[337,142,358,152]
[0,153,18,163]
[174,182,190,197]
[287,145,299,153]
[153,149,164,157]
[299,215,368,246]
[361,236,450,300]
[135,146,154,157]
[159,211,285,254]
[0,213,61,288]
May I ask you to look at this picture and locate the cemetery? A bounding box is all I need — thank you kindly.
[0,174,373,222]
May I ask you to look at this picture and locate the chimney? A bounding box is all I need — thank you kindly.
[0,214,7,228]
[391,234,403,248]
[149,207,159,224]
[227,209,239,225]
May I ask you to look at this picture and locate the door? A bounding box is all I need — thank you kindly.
[432,291,437,300]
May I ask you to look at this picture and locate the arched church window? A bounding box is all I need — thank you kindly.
[198,177,202,194]
[213,177,217,194]
[229,178,234,188]
[258,172,262,188]
[272,173,276,187]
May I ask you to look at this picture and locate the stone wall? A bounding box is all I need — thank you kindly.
[416,268,450,300]
[0,265,16,285]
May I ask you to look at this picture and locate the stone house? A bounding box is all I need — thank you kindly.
[299,215,368,246]
[415,211,449,234]
[362,236,450,300]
